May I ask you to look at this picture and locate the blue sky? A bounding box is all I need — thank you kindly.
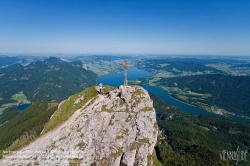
[0,0,249,55]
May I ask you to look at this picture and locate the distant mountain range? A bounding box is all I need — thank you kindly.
[0,56,22,67]
[0,55,49,68]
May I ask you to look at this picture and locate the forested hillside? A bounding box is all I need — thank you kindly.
[150,93,250,166]
[0,102,57,153]
[0,106,20,125]
[158,74,250,117]
[0,64,23,75]
[0,57,97,105]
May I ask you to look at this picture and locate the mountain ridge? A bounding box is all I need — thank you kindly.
[0,86,159,166]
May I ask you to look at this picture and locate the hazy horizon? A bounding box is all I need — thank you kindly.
[2,53,250,59]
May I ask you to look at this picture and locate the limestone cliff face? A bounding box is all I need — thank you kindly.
[0,86,158,166]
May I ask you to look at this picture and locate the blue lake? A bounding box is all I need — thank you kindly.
[97,67,152,86]
[142,85,213,116]
[97,67,250,122]
[17,104,31,111]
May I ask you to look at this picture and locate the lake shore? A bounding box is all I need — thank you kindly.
[97,68,250,122]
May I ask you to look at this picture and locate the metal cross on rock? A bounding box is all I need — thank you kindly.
[120,60,132,86]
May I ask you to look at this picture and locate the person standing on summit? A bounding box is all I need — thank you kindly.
[99,82,103,94]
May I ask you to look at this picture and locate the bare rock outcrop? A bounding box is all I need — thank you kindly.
[0,86,158,166]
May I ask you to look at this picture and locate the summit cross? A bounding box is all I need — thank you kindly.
[120,60,132,86]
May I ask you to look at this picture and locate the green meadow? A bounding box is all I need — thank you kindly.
[11,92,27,101]
[0,92,29,115]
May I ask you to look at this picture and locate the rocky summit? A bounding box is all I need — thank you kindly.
[0,86,158,166]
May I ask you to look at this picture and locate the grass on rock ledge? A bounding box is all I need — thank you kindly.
[42,86,98,134]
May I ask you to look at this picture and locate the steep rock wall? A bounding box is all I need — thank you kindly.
[0,86,158,166]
